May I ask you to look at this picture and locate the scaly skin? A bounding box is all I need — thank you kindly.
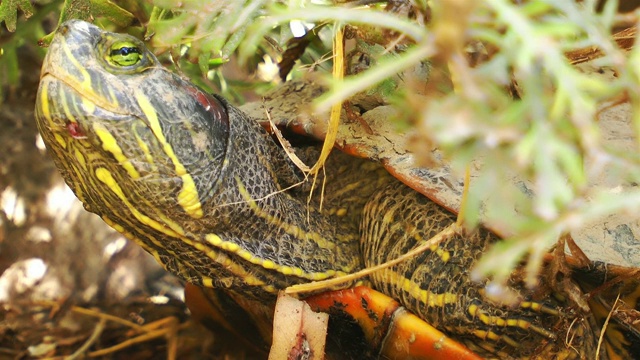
[363,184,596,358]
[35,20,628,359]
[35,20,371,301]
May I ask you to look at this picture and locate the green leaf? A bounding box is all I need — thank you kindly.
[0,0,34,32]
[40,0,134,45]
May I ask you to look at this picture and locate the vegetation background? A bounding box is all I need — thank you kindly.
[1,0,640,358]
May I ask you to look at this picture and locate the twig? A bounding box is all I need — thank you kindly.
[65,318,107,360]
[87,318,186,358]
[595,293,621,360]
[71,306,144,331]
[286,223,459,294]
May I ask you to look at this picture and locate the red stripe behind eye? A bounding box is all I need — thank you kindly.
[183,84,229,126]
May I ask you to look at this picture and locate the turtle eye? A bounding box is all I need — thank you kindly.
[108,41,142,67]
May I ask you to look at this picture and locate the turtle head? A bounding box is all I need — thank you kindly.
[35,20,363,295]
[35,20,229,239]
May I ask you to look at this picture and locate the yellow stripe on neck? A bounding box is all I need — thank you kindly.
[93,122,141,179]
[134,91,204,219]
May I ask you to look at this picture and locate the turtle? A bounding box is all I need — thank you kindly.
[34,20,640,359]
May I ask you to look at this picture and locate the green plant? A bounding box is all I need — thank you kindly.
[237,0,640,286]
[4,0,639,287]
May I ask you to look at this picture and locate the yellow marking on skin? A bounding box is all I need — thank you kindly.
[521,301,538,310]
[232,178,350,280]
[468,304,556,339]
[205,233,335,281]
[59,86,78,124]
[59,160,86,202]
[382,206,395,225]
[469,304,510,327]
[107,85,120,108]
[205,233,223,246]
[189,241,267,287]
[439,249,450,262]
[174,261,187,279]
[74,148,87,170]
[524,323,555,338]
[506,319,532,329]
[102,215,163,265]
[468,303,478,316]
[54,134,67,148]
[153,212,189,236]
[92,123,141,179]
[222,242,240,252]
[61,39,93,91]
[520,301,559,315]
[39,83,54,125]
[428,243,450,262]
[425,292,458,307]
[81,97,96,114]
[236,249,253,261]
[135,91,203,219]
[165,232,271,289]
[92,164,291,293]
[133,127,157,172]
[472,329,485,339]
[102,210,214,292]
[95,167,181,243]
[236,178,339,251]
[500,335,519,348]
[202,277,214,287]
[473,329,495,341]
[100,169,188,238]
[327,181,362,201]
[381,269,458,307]
[475,330,518,347]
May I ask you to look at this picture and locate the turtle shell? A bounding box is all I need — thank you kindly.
[238,78,640,359]
[241,77,640,270]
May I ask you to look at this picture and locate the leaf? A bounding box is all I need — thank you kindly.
[39,0,134,45]
[89,0,135,26]
[0,0,34,32]
[57,0,134,25]
[278,24,326,81]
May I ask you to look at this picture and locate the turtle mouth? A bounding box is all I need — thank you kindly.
[40,72,130,117]
[36,73,139,147]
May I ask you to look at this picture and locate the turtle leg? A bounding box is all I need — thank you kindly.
[305,286,483,360]
[184,283,272,357]
[360,183,599,359]
[572,265,640,359]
